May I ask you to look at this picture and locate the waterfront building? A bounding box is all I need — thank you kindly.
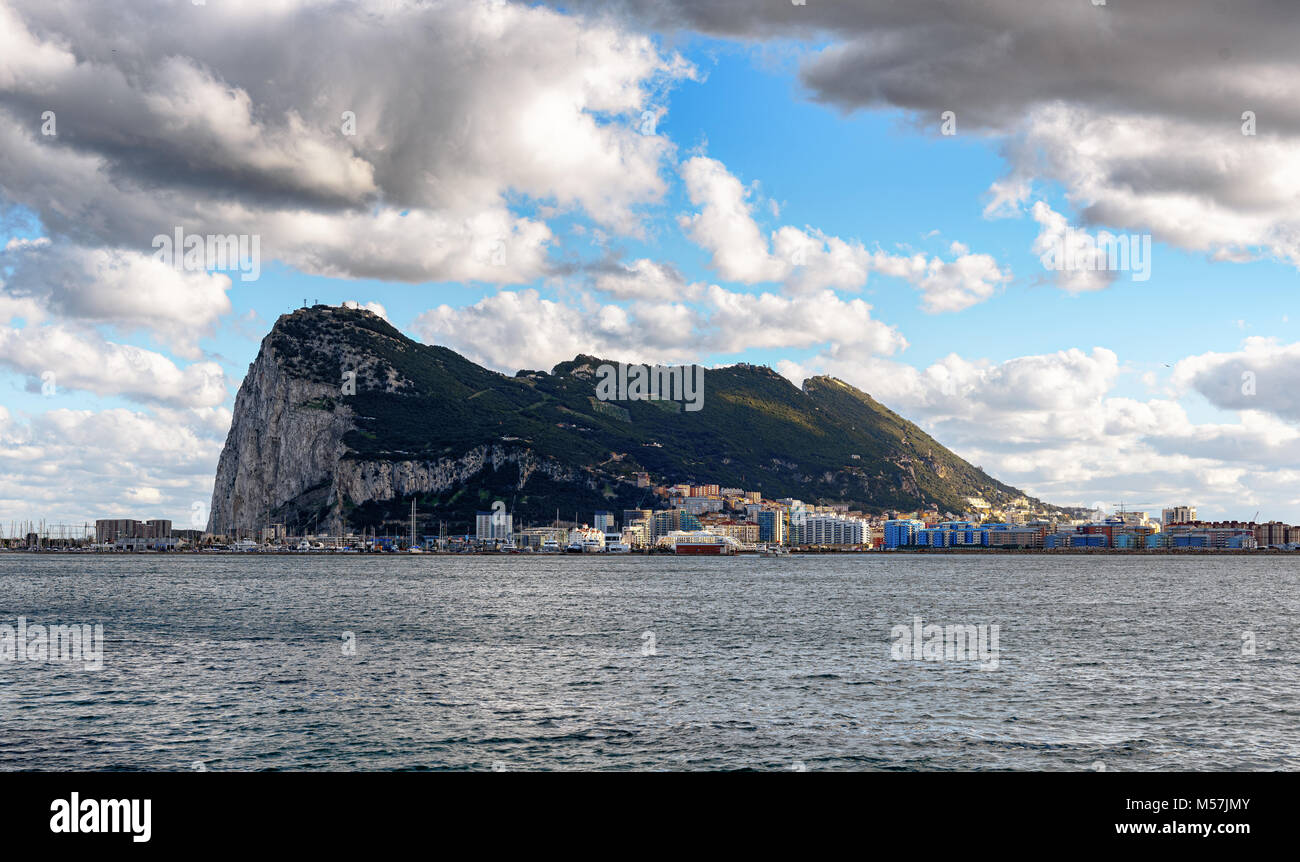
[94,518,174,546]
[95,519,142,543]
[145,519,173,539]
[756,509,785,545]
[915,527,949,548]
[1162,505,1197,526]
[1163,523,1257,549]
[787,508,807,546]
[1255,521,1294,548]
[699,518,760,544]
[594,511,614,531]
[475,510,513,543]
[984,524,1045,548]
[804,514,868,546]
[622,522,649,548]
[884,519,926,549]
[651,509,702,539]
[914,522,983,547]
[260,524,287,542]
[516,527,566,550]
[623,509,652,527]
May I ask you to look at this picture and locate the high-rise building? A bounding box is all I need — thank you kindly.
[651,509,702,539]
[756,509,785,545]
[475,511,513,543]
[95,519,143,543]
[623,509,651,527]
[787,505,809,545]
[803,514,868,546]
[594,511,614,531]
[145,519,173,539]
[1162,506,1197,526]
[1255,521,1292,548]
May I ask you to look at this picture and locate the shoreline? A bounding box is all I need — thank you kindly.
[3,547,1294,556]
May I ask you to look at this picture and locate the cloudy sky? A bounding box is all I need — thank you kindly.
[1,0,1298,530]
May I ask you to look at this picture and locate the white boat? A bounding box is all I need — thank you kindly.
[657,531,741,556]
[566,527,605,553]
[606,542,632,553]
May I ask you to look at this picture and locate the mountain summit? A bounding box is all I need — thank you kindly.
[208,305,1053,534]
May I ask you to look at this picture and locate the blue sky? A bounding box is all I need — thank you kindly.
[1,0,1298,527]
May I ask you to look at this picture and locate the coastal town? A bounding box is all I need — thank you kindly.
[4,481,1299,555]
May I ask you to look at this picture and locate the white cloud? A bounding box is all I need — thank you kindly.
[1029,201,1126,294]
[678,155,1009,309]
[0,323,228,408]
[412,284,905,371]
[1171,337,1300,422]
[0,406,223,524]
[2,240,232,358]
[592,258,705,301]
[867,242,1011,313]
[678,156,787,284]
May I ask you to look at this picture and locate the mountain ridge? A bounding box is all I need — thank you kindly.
[207,305,1062,534]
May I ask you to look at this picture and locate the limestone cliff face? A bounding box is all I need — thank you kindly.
[334,447,587,508]
[206,326,357,534]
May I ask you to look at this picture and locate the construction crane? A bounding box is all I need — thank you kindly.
[1109,502,1159,523]
[1112,502,1157,514]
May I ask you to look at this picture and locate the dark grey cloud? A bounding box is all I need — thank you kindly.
[574,0,1300,264]
[579,0,1300,129]
[1173,343,1300,423]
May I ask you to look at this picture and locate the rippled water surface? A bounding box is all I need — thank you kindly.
[1,553,1297,771]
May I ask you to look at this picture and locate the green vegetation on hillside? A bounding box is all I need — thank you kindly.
[258,306,1057,532]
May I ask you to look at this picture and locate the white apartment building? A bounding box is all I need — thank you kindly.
[803,514,868,546]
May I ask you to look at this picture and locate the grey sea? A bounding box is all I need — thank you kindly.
[1,553,1297,771]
